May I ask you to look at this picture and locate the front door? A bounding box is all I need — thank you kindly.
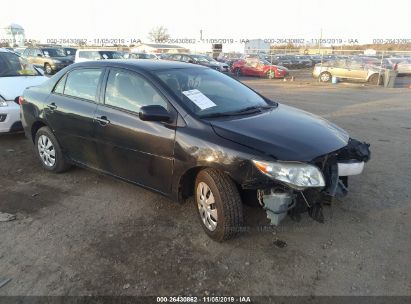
[93,68,176,193]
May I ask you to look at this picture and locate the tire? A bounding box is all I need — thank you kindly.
[319,72,332,82]
[368,73,382,85]
[266,69,275,79]
[234,67,242,77]
[35,126,70,173]
[195,168,243,241]
[44,63,53,75]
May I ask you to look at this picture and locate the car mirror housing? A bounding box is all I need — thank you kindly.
[139,105,171,122]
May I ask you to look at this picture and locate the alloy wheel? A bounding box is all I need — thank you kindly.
[267,70,275,79]
[37,135,56,167]
[196,182,218,231]
[320,72,331,82]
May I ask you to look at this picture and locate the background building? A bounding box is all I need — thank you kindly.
[0,23,25,47]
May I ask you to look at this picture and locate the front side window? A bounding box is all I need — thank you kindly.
[64,69,103,101]
[104,70,168,113]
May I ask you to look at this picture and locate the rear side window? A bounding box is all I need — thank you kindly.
[64,69,103,101]
[53,74,67,94]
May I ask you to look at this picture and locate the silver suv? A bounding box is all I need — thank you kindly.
[313,59,383,84]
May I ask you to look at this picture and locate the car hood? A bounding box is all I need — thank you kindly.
[210,104,350,161]
[0,76,48,100]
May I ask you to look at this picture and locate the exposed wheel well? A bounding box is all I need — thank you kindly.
[179,166,241,201]
[179,166,205,200]
[31,121,47,142]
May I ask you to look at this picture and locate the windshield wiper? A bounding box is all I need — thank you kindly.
[200,105,276,119]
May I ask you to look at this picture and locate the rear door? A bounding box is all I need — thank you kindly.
[45,68,104,167]
[345,60,368,80]
[93,68,176,193]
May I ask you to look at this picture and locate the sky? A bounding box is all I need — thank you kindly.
[1,0,409,49]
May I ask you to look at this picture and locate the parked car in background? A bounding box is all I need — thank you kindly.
[13,47,26,55]
[386,58,411,75]
[127,53,159,60]
[63,47,77,57]
[22,47,74,74]
[0,49,47,133]
[167,54,229,72]
[313,59,383,84]
[231,58,288,79]
[74,49,125,63]
[21,60,370,241]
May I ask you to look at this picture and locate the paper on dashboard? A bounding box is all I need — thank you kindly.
[182,89,217,110]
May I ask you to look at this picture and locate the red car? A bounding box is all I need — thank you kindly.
[231,58,288,79]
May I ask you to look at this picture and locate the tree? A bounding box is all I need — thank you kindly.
[148,26,170,43]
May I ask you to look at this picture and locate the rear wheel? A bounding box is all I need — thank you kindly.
[368,73,382,85]
[35,126,70,173]
[195,169,243,241]
[319,72,331,82]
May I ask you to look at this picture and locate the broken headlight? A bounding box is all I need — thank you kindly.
[252,160,325,190]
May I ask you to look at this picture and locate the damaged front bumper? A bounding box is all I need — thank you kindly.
[256,138,371,225]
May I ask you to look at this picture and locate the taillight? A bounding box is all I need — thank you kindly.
[18,96,24,106]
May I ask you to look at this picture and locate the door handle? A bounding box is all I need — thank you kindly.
[47,103,57,110]
[95,116,110,126]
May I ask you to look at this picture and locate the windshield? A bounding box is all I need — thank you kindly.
[0,52,40,77]
[154,68,272,117]
[99,51,124,59]
[42,48,66,57]
[191,55,210,63]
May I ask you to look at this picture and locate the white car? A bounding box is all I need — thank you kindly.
[0,49,48,133]
[75,49,125,63]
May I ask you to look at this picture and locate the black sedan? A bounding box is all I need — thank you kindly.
[21,60,370,241]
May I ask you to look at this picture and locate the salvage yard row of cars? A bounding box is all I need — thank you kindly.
[1,47,371,241]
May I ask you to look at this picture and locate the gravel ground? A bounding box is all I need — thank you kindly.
[0,75,410,297]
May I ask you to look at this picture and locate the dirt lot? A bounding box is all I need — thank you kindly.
[1,76,411,297]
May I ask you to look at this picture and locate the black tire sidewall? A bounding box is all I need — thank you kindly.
[45,64,52,75]
[35,127,67,172]
[194,169,243,241]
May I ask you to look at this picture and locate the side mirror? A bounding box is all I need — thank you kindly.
[37,54,43,57]
[188,60,194,63]
[139,105,171,122]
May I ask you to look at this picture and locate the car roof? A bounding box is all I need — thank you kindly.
[70,59,207,71]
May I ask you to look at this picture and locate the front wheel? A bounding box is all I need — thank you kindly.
[266,69,276,79]
[44,63,53,75]
[319,72,332,82]
[35,126,70,173]
[234,68,242,77]
[195,169,243,241]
